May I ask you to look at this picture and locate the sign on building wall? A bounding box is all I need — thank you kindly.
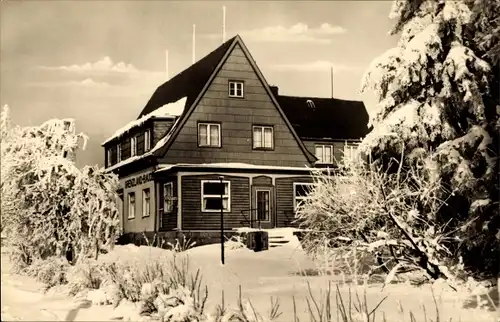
[124,172,154,189]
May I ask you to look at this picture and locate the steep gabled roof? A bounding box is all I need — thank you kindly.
[276,95,371,140]
[151,35,317,164]
[137,36,237,118]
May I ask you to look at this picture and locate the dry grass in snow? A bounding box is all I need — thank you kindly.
[1,236,498,322]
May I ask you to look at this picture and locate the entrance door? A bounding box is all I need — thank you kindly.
[252,187,274,229]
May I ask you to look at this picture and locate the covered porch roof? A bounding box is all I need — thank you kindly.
[153,162,335,176]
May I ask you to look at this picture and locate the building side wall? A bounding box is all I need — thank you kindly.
[120,167,157,233]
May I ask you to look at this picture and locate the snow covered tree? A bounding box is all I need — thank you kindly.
[0,105,120,269]
[360,0,499,276]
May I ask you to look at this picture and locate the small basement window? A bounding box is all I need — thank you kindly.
[198,123,221,147]
[201,180,230,212]
[315,144,333,164]
[293,182,315,211]
[128,192,136,219]
[253,125,273,149]
[228,81,244,98]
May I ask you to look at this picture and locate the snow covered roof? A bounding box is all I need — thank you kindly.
[137,36,237,118]
[155,162,317,173]
[102,97,187,146]
[104,117,183,172]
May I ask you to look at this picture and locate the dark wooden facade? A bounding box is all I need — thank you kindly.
[103,35,370,236]
[159,44,310,167]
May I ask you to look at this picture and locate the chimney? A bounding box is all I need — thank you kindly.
[270,85,279,96]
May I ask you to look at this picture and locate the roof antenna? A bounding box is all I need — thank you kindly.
[165,49,169,81]
[192,24,196,65]
[330,66,334,98]
[222,6,226,43]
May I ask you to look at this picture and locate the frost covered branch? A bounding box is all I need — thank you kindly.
[0,105,120,269]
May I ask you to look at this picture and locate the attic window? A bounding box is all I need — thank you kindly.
[228,81,244,98]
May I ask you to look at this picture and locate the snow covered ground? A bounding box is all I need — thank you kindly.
[1,235,497,321]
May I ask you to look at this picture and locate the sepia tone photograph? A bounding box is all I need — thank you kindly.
[1,0,499,321]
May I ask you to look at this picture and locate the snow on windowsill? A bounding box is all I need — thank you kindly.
[102,97,187,145]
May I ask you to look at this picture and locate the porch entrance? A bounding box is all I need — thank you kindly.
[251,186,275,229]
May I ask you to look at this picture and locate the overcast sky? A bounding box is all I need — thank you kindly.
[1,0,398,167]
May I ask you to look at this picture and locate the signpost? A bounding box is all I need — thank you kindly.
[219,176,225,265]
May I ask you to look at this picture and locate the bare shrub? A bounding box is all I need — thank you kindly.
[23,256,70,291]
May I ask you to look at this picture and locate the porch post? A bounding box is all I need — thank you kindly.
[176,173,183,230]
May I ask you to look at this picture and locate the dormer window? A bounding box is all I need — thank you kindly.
[144,130,151,152]
[228,81,244,98]
[117,144,122,162]
[107,149,112,167]
[131,137,137,156]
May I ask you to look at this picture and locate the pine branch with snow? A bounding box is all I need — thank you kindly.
[359,0,499,277]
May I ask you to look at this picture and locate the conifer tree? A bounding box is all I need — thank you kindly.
[360,0,499,276]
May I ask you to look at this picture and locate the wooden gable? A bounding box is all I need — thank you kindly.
[156,36,315,167]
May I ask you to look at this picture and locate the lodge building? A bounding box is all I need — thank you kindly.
[103,35,370,244]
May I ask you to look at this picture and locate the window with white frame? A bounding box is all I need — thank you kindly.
[142,188,151,217]
[228,81,244,98]
[128,192,136,219]
[163,182,175,213]
[144,130,151,152]
[253,126,273,149]
[293,183,315,211]
[201,180,230,212]
[315,144,333,164]
[198,123,221,147]
[343,143,358,162]
[131,136,137,156]
[117,144,122,162]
